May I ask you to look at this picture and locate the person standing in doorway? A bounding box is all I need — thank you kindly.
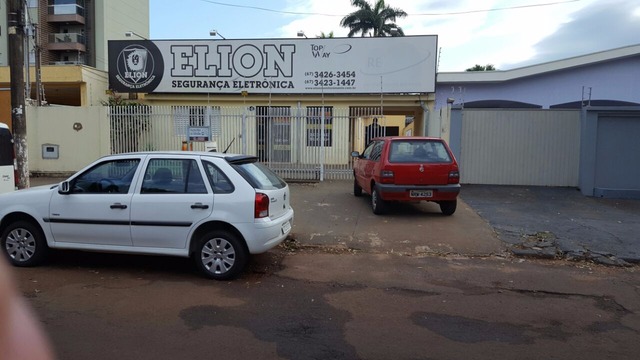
[365,117,383,146]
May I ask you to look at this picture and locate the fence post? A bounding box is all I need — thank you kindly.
[242,110,247,155]
[320,105,325,181]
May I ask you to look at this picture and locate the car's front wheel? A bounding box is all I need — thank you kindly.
[439,200,457,216]
[1,220,48,267]
[371,185,387,215]
[193,230,248,280]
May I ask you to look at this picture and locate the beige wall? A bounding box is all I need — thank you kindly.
[26,105,110,175]
[79,66,111,105]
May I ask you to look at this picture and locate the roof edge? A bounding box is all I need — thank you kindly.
[438,43,640,83]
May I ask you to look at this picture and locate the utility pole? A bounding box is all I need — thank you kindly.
[8,0,29,189]
[35,25,43,106]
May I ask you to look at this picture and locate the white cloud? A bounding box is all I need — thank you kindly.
[274,0,628,71]
[151,0,638,72]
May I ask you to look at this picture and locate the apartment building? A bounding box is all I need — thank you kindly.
[0,0,148,112]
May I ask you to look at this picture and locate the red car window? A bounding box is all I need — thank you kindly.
[389,139,451,163]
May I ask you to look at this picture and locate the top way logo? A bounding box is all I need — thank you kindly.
[309,43,352,58]
[115,44,157,90]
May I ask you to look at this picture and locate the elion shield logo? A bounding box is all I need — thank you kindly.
[115,44,158,90]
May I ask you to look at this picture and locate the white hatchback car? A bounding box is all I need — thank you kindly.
[0,152,294,280]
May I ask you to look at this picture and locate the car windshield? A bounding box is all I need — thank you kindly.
[388,140,452,163]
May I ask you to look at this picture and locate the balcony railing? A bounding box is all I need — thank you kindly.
[48,32,86,52]
[49,60,85,65]
[47,3,85,24]
[49,32,85,44]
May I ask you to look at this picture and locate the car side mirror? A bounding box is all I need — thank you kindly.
[58,180,71,194]
[351,151,360,158]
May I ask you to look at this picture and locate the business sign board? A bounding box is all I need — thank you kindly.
[108,35,437,95]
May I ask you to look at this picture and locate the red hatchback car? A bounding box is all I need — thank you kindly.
[351,137,461,215]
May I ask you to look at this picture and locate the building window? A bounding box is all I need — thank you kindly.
[189,107,206,127]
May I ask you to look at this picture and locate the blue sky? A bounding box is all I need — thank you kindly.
[150,0,640,71]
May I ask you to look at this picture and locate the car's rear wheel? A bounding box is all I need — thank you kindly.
[353,178,363,197]
[439,200,457,216]
[371,185,387,215]
[1,220,48,267]
[193,230,248,280]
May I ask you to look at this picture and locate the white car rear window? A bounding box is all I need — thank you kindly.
[233,161,286,190]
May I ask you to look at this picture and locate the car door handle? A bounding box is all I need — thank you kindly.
[191,203,209,209]
[110,203,128,209]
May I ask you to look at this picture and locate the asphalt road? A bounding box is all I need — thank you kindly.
[13,249,640,360]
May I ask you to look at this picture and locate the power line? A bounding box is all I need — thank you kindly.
[196,0,581,17]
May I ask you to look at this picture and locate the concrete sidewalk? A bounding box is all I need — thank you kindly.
[288,181,505,257]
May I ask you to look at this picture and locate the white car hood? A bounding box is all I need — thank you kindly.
[0,184,57,214]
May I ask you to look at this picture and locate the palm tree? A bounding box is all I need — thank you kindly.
[340,0,407,37]
[465,64,497,71]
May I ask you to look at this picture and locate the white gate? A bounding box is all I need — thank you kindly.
[109,105,389,181]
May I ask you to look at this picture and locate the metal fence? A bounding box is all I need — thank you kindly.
[109,105,391,181]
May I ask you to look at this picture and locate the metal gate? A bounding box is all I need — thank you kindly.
[109,105,389,181]
[452,108,581,186]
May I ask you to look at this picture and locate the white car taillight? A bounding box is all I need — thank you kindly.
[255,193,270,218]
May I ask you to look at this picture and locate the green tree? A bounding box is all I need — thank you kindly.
[340,0,407,37]
[317,31,335,38]
[465,64,497,71]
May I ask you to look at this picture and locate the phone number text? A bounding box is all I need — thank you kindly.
[305,71,357,79]
[305,79,356,87]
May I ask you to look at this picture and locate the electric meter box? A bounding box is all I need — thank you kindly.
[42,144,59,159]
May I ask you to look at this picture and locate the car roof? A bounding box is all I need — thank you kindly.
[0,122,9,130]
[373,136,445,141]
[107,151,259,164]
[114,151,244,158]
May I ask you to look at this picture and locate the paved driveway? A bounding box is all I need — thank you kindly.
[289,181,640,265]
[288,181,505,257]
[460,185,640,264]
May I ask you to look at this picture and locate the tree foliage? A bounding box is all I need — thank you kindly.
[465,64,497,72]
[340,0,407,37]
[101,91,139,106]
[317,31,335,38]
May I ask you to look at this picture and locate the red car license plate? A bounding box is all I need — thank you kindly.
[410,190,433,198]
